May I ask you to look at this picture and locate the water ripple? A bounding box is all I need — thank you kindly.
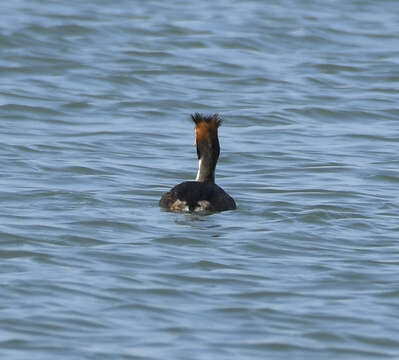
[1,0,399,359]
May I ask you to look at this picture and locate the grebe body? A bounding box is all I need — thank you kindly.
[159,113,236,213]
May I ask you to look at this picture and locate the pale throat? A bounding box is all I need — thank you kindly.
[195,158,202,181]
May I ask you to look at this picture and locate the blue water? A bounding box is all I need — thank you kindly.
[1,0,399,359]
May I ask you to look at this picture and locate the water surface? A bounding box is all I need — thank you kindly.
[1,0,399,359]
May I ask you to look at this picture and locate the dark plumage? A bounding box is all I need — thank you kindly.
[159,113,236,213]
[191,113,222,127]
[159,181,236,212]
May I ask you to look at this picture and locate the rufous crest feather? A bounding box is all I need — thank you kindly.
[191,113,222,144]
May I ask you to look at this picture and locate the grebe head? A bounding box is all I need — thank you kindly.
[191,113,222,183]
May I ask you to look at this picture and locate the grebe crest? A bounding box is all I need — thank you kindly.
[159,113,236,213]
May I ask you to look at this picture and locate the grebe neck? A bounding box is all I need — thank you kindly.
[195,156,216,182]
[195,139,219,183]
[191,112,222,183]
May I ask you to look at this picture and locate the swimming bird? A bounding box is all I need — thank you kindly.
[159,113,236,212]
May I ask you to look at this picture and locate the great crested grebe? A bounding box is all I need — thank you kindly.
[159,113,236,212]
